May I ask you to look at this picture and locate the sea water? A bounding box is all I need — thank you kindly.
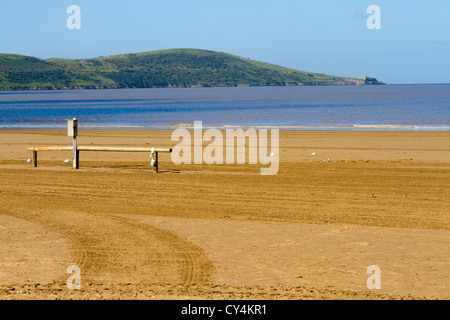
[0,84,448,130]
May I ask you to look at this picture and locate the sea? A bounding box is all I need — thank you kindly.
[0,84,449,130]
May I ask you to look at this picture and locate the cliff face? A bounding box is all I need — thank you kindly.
[0,49,384,90]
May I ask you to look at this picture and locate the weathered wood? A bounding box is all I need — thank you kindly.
[26,145,172,172]
[67,119,78,137]
[74,149,80,169]
[77,146,172,153]
[73,137,78,169]
[26,146,172,153]
[32,150,37,167]
[151,151,159,173]
[27,146,73,151]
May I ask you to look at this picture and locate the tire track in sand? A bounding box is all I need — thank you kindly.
[0,207,212,293]
[110,215,212,286]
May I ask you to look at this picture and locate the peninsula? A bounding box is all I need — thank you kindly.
[0,48,384,90]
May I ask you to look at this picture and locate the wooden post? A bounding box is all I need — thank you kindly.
[68,118,79,169]
[74,143,79,170]
[32,150,37,167]
[26,145,172,171]
[151,151,158,173]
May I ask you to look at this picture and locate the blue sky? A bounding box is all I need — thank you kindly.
[1,0,449,84]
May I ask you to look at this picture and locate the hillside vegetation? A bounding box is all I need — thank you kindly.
[0,49,383,90]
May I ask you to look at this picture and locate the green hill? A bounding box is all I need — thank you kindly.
[0,49,384,90]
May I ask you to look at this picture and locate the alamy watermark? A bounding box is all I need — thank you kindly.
[366,5,381,30]
[66,265,81,290]
[66,5,81,30]
[366,265,381,289]
[171,121,279,175]
[66,5,380,31]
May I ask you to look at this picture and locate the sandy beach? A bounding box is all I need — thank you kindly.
[0,129,448,300]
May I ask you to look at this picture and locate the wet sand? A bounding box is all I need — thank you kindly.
[0,129,449,299]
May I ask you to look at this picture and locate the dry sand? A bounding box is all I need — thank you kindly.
[0,129,449,300]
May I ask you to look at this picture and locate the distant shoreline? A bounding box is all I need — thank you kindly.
[0,82,386,92]
[1,125,449,131]
[4,83,450,95]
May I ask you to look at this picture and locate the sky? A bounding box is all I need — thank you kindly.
[0,0,449,84]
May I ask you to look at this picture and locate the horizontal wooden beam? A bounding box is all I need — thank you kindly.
[27,146,172,153]
[78,146,172,153]
[27,146,73,152]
